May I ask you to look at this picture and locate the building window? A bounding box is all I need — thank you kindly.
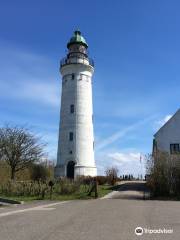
[69,150,72,154]
[170,144,180,154]
[69,132,73,141]
[70,104,74,113]
[72,74,75,80]
[153,139,157,154]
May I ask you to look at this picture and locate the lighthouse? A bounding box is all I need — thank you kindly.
[55,30,97,178]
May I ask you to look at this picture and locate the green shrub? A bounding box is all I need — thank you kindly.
[96,176,108,185]
[55,178,81,194]
[146,152,180,198]
[30,164,49,181]
[0,181,48,197]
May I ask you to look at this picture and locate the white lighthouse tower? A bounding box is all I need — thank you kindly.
[55,30,97,178]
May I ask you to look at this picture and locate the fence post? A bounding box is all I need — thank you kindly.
[48,180,54,200]
[95,178,98,199]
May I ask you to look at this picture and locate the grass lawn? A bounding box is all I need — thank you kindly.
[0,184,113,202]
[98,184,112,198]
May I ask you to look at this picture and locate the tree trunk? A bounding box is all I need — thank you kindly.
[11,168,15,180]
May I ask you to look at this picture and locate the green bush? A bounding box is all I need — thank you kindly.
[0,181,47,197]
[54,178,81,194]
[30,164,49,181]
[146,152,180,198]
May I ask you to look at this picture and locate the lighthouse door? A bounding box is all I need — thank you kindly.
[67,161,75,179]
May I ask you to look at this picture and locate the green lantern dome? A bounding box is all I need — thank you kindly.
[67,30,88,48]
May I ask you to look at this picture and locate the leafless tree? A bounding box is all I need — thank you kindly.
[105,166,119,185]
[0,125,45,180]
[145,151,180,197]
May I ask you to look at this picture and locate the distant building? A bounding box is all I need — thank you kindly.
[153,109,180,155]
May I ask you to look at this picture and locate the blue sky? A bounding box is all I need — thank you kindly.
[0,0,180,176]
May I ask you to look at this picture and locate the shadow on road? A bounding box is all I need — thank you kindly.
[110,181,148,192]
[107,181,150,200]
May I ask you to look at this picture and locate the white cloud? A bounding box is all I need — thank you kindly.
[18,81,59,106]
[96,115,156,151]
[0,79,60,107]
[96,150,145,177]
[154,114,172,131]
[0,44,60,107]
[108,152,140,164]
[0,44,61,160]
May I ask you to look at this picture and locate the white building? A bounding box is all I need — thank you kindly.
[153,109,180,154]
[55,30,97,179]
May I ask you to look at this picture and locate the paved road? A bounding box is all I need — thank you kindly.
[0,181,179,240]
[102,181,150,200]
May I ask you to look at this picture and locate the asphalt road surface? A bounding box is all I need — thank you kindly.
[0,181,179,240]
[102,180,150,200]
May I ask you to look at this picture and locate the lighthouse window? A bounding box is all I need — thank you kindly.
[69,132,73,141]
[72,74,75,80]
[70,104,74,113]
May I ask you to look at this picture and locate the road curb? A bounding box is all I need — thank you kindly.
[0,198,23,205]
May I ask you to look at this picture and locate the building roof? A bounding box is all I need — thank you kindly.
[67,30,88,48]
[154,108,180,137]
